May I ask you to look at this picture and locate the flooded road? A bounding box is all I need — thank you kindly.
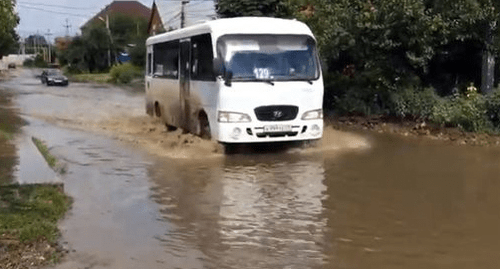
[2,69,500,268]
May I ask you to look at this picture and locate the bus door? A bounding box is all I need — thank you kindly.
[179,38,191,131]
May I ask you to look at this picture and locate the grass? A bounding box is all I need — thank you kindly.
[32,137,57,168]
[70,73,112,83]
[0,129,13,141]
[0,184,71,243]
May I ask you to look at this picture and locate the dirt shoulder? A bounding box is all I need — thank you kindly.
[327,114,500,147]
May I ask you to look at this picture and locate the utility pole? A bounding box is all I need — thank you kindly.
[45,29,53,64]
[63,18,72,37]
[181,0,189,28]
[35,31,39,55]
[99,13,112,67]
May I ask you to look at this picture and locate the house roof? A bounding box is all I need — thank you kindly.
[82,0,151,30]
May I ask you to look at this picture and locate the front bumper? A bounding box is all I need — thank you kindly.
[47,79,69,86]
[217,119,323,143]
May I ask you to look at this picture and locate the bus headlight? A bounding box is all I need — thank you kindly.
[301,109,323,120]
[218,111,252,123]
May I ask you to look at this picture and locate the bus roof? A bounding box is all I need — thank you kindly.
[146,17,315,46]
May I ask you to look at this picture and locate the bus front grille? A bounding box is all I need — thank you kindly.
[254,105,298,121]
[256,131,299,138]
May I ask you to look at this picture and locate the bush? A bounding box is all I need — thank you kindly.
[389,87,439,119]
[485,88,500,130]
[23,58,35,67]
[431,92,489,132]
[109,63,142,84]
[23,55,48,68]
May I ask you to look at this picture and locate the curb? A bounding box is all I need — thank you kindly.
[14,133,63,186]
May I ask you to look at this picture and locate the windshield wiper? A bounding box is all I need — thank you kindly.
[235,78,275,85]
[258,79,274,86]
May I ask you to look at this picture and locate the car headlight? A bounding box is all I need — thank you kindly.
[301,109,323,120]
[47,78,54,81]
[218,111,251,123]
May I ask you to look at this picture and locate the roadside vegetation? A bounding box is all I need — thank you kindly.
[0,184,71,267]
[0,93,70,267]
[0,0,19,59]
[22,55,48,68]
[56,13,147,87]
[68,72,112,84]
[217,0,500,134]
[31,137,57,168]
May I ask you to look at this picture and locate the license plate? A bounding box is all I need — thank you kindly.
[55,80,62,83]
[263,125,292,133]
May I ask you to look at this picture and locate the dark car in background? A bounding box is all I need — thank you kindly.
[41,69,69,86]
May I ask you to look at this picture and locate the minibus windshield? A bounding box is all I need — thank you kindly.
[217,35,319,82]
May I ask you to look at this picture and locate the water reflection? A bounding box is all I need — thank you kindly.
[0,90,24,185]
[150,155,328,269]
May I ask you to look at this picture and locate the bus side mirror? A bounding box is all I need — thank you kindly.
[213,58,224,77]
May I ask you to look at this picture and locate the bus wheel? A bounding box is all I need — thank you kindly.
[154,102,161,117]
[166,124,177,132]
[199,114,211,140]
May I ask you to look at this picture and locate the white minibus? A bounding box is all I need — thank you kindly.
[145,17,323,143]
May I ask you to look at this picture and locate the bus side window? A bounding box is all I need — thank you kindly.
[190,34,214,81]
[147,53,152,75]
[153,40,179,79]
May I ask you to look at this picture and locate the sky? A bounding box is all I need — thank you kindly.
[15,0,215,42]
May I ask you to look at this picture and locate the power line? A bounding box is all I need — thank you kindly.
[17,1,97,10]
[165,12,182,24]
[17,4,89,18]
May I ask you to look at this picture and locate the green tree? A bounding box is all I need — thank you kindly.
[58,36,87,73]
[0,0,19,58]
[430,0,500,94]
[286,0,500,114]
[83,25,111,72]
[109,14,149,67]
[216,0,291,18]
[60,14,148,73]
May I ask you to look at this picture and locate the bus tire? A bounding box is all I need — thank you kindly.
[154,102,161,117]
[199,114,211,140]
[166,124,177,131]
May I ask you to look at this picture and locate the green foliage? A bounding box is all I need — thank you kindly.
[0,185,70,242]
[431,92,490,132]
[286,0,500,98]
[390,87,440,119]
[59,14,148,73]
[32,137,57,168]
[69,72,112,83]
[28,54,49,68]
[0,0,19,58]
[216,0,292,18]
[109,63,142,84]
[485,88,500,129]
[130,41,146,67]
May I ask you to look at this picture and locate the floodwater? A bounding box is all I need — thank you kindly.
[2,70,500,268]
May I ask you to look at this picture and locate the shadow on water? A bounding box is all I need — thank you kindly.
[0,90,25,185]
